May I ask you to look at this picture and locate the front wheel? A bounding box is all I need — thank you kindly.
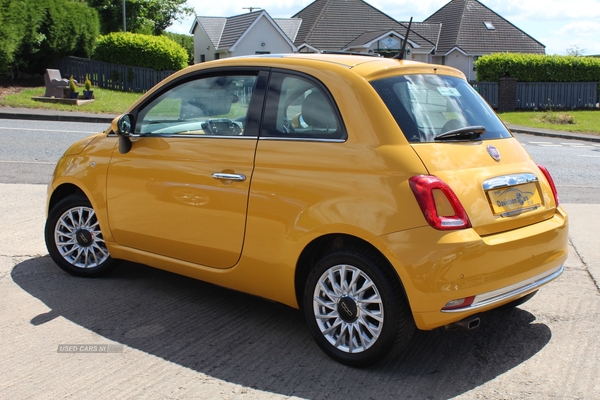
[303,247,415,367]
[45,194,116,277]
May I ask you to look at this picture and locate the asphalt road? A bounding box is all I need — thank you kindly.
[0,119,108,184]
[0,120,599,399]
[520,135,600,204]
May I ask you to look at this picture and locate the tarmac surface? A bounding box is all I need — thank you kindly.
[1,106,599,398]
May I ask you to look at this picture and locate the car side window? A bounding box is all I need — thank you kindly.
[262,72,345,140]
[135,74,258,137]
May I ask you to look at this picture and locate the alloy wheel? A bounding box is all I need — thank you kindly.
[312,263,384,353]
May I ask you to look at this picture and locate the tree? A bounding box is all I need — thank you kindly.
[162,31,193,65]
[0,0,28,74]
[86,0,193,35]
[1,0,100,76]
[566,45,586,57]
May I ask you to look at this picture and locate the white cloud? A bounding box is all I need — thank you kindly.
[557,21,600,37]
[552,21,600,55]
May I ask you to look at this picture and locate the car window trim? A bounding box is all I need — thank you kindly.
[260,69,347,142]
[126,67,270,140]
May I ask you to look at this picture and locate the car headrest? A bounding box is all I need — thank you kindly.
[301,91,337,129]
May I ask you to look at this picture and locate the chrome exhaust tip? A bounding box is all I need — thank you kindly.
[445,316,481,331]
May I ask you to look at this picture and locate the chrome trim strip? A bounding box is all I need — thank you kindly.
[259,137,346,143]
[107,133,258,139]
[211,173,246,181]
[173,134,258,139]
[441,264,564,313]
[500,205,539,217]
[483,173,538,190]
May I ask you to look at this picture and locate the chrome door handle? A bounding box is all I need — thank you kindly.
[211,173,246,181]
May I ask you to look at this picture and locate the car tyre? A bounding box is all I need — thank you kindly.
[45,194,116,277]
[303,246,415,367]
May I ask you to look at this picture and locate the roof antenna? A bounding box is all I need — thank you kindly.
[394,17,413,60]
[242,7,262,12]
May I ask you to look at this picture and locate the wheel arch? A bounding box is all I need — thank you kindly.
[48,183,85,214]
[47,182,114,243]
[294,233,410,311]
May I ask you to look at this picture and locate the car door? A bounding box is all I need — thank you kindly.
[106,70,267,269]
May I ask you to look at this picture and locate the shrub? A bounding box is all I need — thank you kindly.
[0,0,29,74]
[69,76,77,92]
[540,113,575,125]
[162,32,194,65]
[476,53,600,82]
[93,32,188,71]
[0,0,100,75]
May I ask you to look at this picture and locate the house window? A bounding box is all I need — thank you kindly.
[200,54,206,63]
[473,55,481,71]
[214,53,220,60]
[484,21,495,30]
[255,51,270,55]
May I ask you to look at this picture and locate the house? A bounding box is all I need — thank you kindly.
[425,0,545,81]
[190,0,544,81]
[189,10,301,63]
[292,0,441,63]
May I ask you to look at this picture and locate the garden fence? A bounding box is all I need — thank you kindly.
[52,56,175,93]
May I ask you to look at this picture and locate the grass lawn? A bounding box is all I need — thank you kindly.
[0,86,143,115]
[498,110,600,135]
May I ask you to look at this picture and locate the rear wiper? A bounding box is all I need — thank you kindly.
[435,126,486,141]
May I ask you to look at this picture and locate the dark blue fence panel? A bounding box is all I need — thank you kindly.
[471,82,498,109]
[516,82,598,110]
[51,56,176,93]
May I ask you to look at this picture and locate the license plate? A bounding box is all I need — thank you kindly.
[487,182,542,216]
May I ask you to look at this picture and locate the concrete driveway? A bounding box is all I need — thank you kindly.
[1,183,598,399]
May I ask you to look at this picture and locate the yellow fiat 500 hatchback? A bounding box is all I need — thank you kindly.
[45,54,568,366]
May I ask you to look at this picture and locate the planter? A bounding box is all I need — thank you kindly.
[83,90,94,99]
[69,92,79,99]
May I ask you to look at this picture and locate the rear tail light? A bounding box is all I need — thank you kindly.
[409,175,471,230]
[537,165,559,206]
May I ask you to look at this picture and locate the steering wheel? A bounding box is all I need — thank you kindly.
[282,117,295,134]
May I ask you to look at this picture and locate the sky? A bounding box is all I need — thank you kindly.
[167,0,600,56]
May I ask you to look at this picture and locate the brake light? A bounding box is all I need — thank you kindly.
[537,165,559,206]
[409,175,471,230]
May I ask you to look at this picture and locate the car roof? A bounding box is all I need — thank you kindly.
[130,53,466,113]
[178,53,466,82]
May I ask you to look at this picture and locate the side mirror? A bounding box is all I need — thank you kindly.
[111,114,134,154]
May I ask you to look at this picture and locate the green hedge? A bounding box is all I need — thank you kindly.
[476,53,600,82]
[162,32,194,65]
[0,0,99,75]
[93,32,188,71]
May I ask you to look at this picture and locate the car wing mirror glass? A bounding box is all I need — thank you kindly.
[111,114,134,154]
[111,114,133,136]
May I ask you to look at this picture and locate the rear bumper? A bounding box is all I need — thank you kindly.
[442,263,563,313]
[378,207,568,330]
